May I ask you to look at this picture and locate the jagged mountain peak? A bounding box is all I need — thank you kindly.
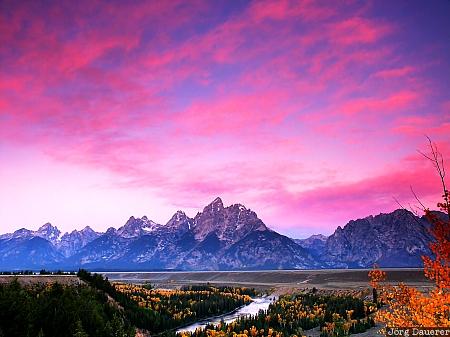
[126,216,136,223]
[106,227,117,235]
[390,208,415,216]
[212,196,223,204]
[204,197,224,212]
[193,198,267,242]
[350,208,415,224]
[165,210,193,232]
[62,226,96,238]
[322,208,436,268]
[0,206,441,271]
[167,210,188,223]
[38,222,55,230]
[35,223,61,243]
[228,203,247,211]
[202,198,251,214]
[80,226,96,234]
[344,208,421,234]
[117,216,160,238]
[57,226,102,257]
[37,222,60,234]
[173,210,187,219]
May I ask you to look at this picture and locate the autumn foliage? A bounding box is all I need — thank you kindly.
[176,293,376,337]
[369,140,450,327]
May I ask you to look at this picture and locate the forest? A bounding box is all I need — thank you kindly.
[0,277,135,337]
[173,293,376,337]
[0,270,258,337]
[0,270,376,337]
[112,282,256,332]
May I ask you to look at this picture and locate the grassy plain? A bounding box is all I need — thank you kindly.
[103,268,431,293]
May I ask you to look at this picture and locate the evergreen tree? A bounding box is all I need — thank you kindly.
[73,320,89,337]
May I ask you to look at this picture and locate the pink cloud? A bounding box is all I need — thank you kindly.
[256,155,448,234]
[172,90,297,136]
[374,66,415,79]
[329,17,393,45]
[249,0,335,23]
[0,1,449,236]
[338,90,419,116]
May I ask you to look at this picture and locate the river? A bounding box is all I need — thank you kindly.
[176,296,277,333]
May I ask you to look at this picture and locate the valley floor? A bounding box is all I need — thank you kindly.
[102,268,432,292]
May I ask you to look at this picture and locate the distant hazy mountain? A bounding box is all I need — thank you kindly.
[0,236,64,270]
[0,223,61,243]
[0,223,100,268]
[0,199,440,271]
[294,234,328,257]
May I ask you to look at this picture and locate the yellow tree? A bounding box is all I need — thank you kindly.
[370,139,450,327]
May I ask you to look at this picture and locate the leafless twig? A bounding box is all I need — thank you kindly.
[417,136,449,219]
[393,196,424,225]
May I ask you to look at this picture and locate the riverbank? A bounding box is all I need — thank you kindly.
[176,295,277,333]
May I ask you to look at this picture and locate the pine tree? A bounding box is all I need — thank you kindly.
[73,320,89,337]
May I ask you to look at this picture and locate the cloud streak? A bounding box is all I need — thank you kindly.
[0,0,449,237]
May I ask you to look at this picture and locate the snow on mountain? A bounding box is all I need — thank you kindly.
[0,228,33,241]
[35,223,62,245]
[116,216,160,238]
[165,211,193,230]
[192,197,267,242]
[0,199,442,270]
[57,226,102,257]
[0,223,62,245]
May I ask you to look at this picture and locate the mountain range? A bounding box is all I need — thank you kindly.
[0,197,437,271]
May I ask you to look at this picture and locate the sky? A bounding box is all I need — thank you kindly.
[0,0,449,238]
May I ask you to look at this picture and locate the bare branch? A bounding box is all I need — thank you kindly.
[393,196,423,224]
[418,136,449,219]
[410,185,427,210]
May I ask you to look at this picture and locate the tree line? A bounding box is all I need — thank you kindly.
[0,278,134,337]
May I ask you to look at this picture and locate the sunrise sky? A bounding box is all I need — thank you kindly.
[0,0,449,238]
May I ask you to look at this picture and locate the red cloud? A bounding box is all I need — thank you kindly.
[330,17,393,45]
[1,1,448,235]
[374,66,415,79]
[338,91,419,116]
[257,155,447,233]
